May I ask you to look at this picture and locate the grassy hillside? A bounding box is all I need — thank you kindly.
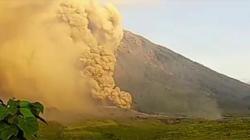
[39,117,250,140]
[114,31,250,117]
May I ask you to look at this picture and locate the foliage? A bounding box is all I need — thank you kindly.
[0,99,46,140]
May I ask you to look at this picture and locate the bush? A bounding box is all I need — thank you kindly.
[0,99,46,140]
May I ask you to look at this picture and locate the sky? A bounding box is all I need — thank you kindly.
[108,0,250,82]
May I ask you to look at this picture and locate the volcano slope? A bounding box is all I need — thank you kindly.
[114,31,250,118]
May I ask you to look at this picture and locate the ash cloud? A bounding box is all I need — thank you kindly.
[0,0,132,117]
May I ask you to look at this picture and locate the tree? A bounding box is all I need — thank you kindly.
[0,98,46,140]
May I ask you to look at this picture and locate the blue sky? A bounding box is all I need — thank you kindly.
[112,0,250,82]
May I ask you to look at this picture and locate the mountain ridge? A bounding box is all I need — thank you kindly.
[114,31,250,118]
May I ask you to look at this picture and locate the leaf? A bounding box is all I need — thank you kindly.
[7,99,17,107]
[7,99,18,115]
[6,114,18,124]
[0,122,18,140]
[0,99,46,139]
[20,108,35,118]
[0,105,8,121]
[19,101,31,108]
[17,117,39,138]
[31,102,44,114]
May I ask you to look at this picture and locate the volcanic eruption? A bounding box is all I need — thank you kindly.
[0,0,132,114]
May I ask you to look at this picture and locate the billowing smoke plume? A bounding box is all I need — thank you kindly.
[0,0,132,114]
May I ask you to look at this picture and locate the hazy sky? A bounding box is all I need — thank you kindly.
[111,0,250,82]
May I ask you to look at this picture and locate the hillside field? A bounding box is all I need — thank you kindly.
[39,117,250,140]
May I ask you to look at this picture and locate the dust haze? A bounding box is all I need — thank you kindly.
[0,0,132,119]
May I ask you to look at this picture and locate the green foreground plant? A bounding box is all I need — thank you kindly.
[0,99,46,140]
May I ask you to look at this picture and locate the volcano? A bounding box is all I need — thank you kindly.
[114,31,250,118]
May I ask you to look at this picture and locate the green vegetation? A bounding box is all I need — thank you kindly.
[0,99,46,140]
[39,117,250,140]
